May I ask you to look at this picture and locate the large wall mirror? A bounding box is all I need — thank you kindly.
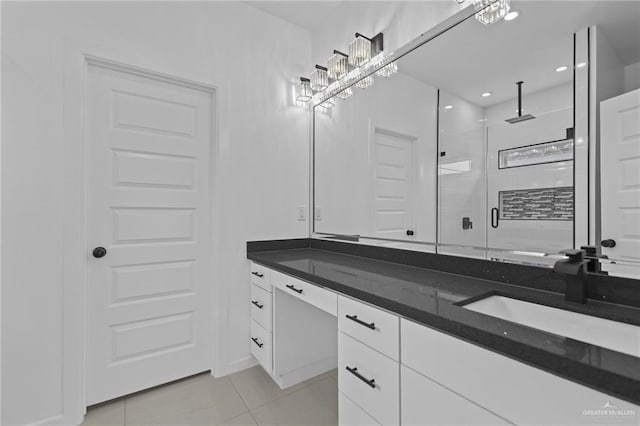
[313,1,640,278]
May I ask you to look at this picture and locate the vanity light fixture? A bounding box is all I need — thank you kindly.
[349,33,372,67]
[474,0,511,25]
[348,32,384,67]
[355,75,374,89]
[555,65,568,72]
[296,77,313,103]
[328,50,349,80]
[504,10,519,21]
[376,61,398,78]
[310,65,329,92]
[336,87,353,100]
[320,98,335,109]
[481,91,492,97]
[298,31,386,106]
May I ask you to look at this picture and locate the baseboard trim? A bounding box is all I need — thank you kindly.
[214,355,257,378]
[26,414,64,426]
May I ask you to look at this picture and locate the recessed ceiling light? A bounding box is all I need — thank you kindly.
[444,105,453,110]
[556,66,568,73]
[504,10,519,21]
[576,62,587,69]
[481,92,492,97]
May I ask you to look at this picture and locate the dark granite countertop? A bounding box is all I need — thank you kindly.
[247,244,640,406]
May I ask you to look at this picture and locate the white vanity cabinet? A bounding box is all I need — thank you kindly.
[337,296,400,426]
[250,318,272,374]
[271,269,337,316]
[401,365,510,426]
[250,262,271,291]
[250,283,272,331]
[401,318,639,426]
[338,388,381,426]
[249,261,639,426]
[249,262,337,389]
[249,262,273,374]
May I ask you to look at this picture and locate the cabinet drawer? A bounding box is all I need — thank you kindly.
[338,333,399,425]
[339,392,380,426]
[250,262,271,292]
[338,296,399,361]
[401,365,510,425]
[401,319,638,425]
[271,270,337,316]
[250,320,272,374]
[250,284,272,331]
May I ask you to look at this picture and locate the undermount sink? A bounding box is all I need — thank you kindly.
[462,295,640,358]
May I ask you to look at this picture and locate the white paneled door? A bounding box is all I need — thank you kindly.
[86,62,213,405]
[600,89,640,279]
[372,128,416,240]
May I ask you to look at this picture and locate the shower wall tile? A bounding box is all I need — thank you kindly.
[500,187,573,220]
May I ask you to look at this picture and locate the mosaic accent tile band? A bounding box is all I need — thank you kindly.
[499,187,573,220]
[498,139,573,169]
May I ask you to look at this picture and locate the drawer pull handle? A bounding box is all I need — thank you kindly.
[286,284,303,294]
[251,337,263,348]
[251,272,264,278]
[346,366,376,389]
[345,314,375,330]
[251,300,264,309]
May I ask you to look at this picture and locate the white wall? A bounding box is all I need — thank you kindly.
[1,2,310,425]
[315,72,437,242]
[309,1,464,67]
[624,61,640,92]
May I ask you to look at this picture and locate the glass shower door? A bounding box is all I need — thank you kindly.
[485,91,574,258]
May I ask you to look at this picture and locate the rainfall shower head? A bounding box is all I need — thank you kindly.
[505,81,536,124]
[506,114,536,124]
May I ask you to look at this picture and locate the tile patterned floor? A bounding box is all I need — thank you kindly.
[82,367,338,426]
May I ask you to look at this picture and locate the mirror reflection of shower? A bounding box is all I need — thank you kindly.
[313,1,640,274]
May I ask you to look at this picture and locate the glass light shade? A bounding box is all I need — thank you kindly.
[474,0,510,25]
[310,66,329,92]
[355,75,374,89]
[296,78,313,102]
[349,35,371,67]
[336,87,353,100]
[328,51,349,80]
[320,98,335,109]
[376,62,398,78]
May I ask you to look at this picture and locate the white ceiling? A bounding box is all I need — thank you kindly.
[398,1,640,108]
[245,1,345,31]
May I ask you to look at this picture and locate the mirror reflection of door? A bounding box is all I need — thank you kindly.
[600,89,640,279]
[486,83,574,254]
[371,127,416,240]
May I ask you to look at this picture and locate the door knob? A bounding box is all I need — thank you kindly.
[92,247,107,258]
[601,239,616,248]
[406,230,414,236]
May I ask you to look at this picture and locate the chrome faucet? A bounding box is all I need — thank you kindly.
[553,249,589,304]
